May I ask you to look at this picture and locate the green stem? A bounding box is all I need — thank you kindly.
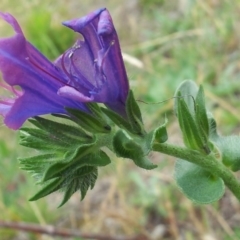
[152,142,240,201]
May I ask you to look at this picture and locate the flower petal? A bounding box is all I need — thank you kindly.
[61,9,129,115]
[0,13,88,129]
[58,86,94,102]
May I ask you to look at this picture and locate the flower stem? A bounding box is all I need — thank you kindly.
[152,143,240,201]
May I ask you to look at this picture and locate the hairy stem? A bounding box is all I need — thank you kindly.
[152,143,240,201]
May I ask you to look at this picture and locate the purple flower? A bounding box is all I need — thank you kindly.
[57,8,129,114]
[0,8,129,130]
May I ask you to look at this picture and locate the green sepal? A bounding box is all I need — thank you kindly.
[29,177,64,201]
[30,166,98,207]
[58,181,79,208]
[42,148,110,182]
[152,116,168,144]
[19,114,113,206]
[19,153,56,166]
[41,143,95,181]
[144,117,168,152]
[101,107,133,132]
[86,102,106,120]
[19,153,58,174]
[113,130,157,170]
[65,107,111,134]
[174,159,225,204]
[195,86,209,142]
[29,117,92,142]
[20,117,94,153]
[28,150,109,206]
[177,92,207,152]
[51,113,72,121]
[20,128,74,150]
[126,90,145,136]
[19,119,97,185]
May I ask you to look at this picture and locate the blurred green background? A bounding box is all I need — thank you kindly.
[1,0,240,239]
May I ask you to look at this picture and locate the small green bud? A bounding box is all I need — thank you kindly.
[176,92,209,153]
[113,130,157,170]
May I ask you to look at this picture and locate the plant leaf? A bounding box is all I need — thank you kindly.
[174,159,225,204]
[29,177,64,201]
[176,92,206,151]
[213,136,240,171]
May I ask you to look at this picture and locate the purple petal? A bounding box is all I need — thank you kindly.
[0,13,88,129]
[61,8,129,115]
[62,8,106,32]
[97,9,114,35]
[0,8,130,130]
[0,12,22,34]
[58,86,94,102]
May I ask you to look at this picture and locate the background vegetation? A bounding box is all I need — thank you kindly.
[1,0,240,239]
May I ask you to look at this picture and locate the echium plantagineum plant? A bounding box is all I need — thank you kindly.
[1,8,240,207]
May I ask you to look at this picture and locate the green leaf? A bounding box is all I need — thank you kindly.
[113,130,157,170]
[126,90,145,136]
[19,118,95,155]
[58,181,79,208]
[66,107,111,134]
[42,147,110,181]
[20,128,72,149]
[19,123,97,186]
[29,117,92,142]
[85,150,111,167]
[42,137,111,181]
[86,102,105,120]
[19,113,113,206]
[174,159,225,204]
[19,153,56,165]
[195,86,209,141]
[57,166,98,207]
[80,167,98,200]
[213,136,240,171]
[42,161,70,182]
[30,166,99,207]
[177,92,206,152]
[29,177,64,201]
[41,142,95,181]
[19,154,57,172]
